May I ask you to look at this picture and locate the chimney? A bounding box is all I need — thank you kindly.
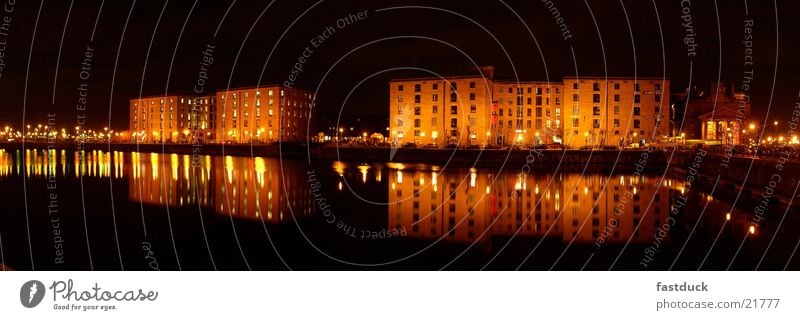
[474,66,495,80]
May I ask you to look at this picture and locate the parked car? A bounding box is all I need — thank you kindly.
[601,145,619,150]
[579,145,593,151]
[445,143,459,149]
[422,143,437,149]
[402,142,418,148]
[466,144,481,150]
[484,144,502,150]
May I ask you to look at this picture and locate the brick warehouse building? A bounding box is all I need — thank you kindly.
[130,86,315,144]
[389,69,670,149]
[129,95,216,143]
[215,86,314,143]
[562,77,670,148]
[388,73,494,147]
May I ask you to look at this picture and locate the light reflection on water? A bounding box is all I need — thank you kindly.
[0,149,760,247]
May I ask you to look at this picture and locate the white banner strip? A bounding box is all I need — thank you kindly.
[0,271,796,319]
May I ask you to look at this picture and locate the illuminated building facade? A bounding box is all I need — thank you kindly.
[129,95,216,143]
[492,81,563,145]
[673,83,752,145]
[389,71,495,147]
[389,70,670,148]
[562,77,670,148]
[215,86,314,143]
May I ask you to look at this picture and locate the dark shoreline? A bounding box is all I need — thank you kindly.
[0,141,670,171]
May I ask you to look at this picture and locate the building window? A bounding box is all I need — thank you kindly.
[527,108,532,117]
[432,94,438,101]
[573,83,579,89]
[433,83,438,90]
[469,93,476,101]
[431,118,438,126]
[432,105,438,114]
[414,130,421,136]
[527,97,532,105]
[450,93,457,102]
[634,83,640,92]
[414,84,421,92]
[414,119,421,128]
[398,106,403,114]
[414,95,421,103]
[614,119,620,127]
[450,119,458,128]
[536,119,542,129]
[655,94,661,102]
[470,105,477,113]
[414,106,421,115]
[573,118,579,127]
[593,107,601,116]
[613,94,620,102]
[450,105,458,114]
[536,108,542,117]
[634,94,640,103]
[593,83,600,91]
[397,119,404,126]
[614,83,620,90]
[634,119,641,128]
[633,107,641,116]
[469,117,476,126]
[398,85,404,91]
[527,120,532,128]
[593,119,600,129]
[572,94,579,102]
[499,109,504,116]
[469,82,476,88]
[536,96,543,106]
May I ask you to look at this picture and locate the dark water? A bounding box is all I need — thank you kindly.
[0,148,797,270]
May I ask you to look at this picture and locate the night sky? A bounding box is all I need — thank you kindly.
[0,0,796,132]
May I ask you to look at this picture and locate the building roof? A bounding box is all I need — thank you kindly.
[388,74,491,82]
[493,79,563,85]
[563,76,669,81]
[215,84,310,92]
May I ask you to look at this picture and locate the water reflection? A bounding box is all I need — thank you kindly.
[0,148,762,245]
[387,168,673,245]
[0,149,311,224]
